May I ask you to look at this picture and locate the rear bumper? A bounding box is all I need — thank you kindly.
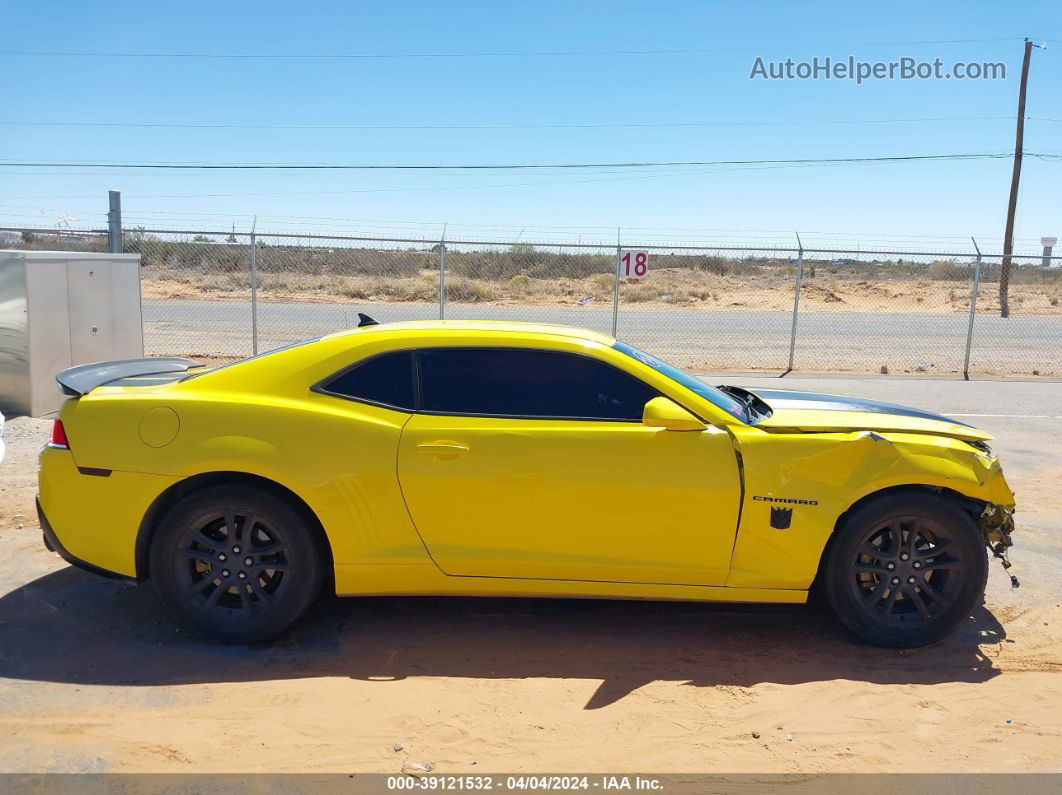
[37,446,178,580]
[37,497,135,583]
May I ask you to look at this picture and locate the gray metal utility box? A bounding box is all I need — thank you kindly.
[0,251,143,417]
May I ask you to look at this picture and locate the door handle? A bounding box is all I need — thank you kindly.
[416,441,469,458]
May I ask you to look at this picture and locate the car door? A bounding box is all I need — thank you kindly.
[397,346,742,586]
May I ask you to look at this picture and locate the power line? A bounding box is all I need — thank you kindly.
[0,115,1016,131]
[0,159,926,200]
[0,152,1017,170]
[0,156,1023,201]
[0,38,1020,59]
[6,151,1051,184]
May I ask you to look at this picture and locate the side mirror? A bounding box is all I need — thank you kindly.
[642,396,706,432]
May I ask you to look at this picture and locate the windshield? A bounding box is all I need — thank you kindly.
[613,341,748,422]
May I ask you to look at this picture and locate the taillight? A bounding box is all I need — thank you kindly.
[49,420,69,449]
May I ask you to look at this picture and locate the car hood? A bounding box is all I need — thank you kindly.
[735,388,992,442]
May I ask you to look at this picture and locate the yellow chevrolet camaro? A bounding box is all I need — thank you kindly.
[37,319,1016,647]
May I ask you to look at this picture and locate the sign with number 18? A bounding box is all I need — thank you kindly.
[618,250,650,279]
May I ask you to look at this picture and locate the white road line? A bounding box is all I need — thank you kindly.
[947,413,1062,419]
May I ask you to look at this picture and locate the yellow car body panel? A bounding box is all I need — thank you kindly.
[329,562,807,603]
[756,408,993,442]
[726,427,1013,590]
[399,414,740,584]
[37,320,1016,606]
[38,448,177,577]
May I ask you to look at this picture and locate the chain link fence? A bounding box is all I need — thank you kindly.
[124,229,255,361]
[967,255,1062,376]
[441,241,618,337]
[619,247,796,372]
[789,249,976,376]
[2,226,1059,377]
[252,233,441,351]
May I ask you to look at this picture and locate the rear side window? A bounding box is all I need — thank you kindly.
[322,351,415,410]
[419,348,659,420]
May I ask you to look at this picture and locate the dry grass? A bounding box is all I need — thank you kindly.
[141,265,1062,315]
[6,233,1060,315]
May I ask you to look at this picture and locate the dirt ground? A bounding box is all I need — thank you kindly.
[0,377,1060,774]
[140,269,1062,315]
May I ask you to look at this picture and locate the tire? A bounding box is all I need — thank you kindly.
[822,492,988,648]
[149,484,326,643]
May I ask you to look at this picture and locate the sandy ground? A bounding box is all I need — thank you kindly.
[0,377,1060,774]
[140,270,1062,315]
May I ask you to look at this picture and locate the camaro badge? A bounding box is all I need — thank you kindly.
[770,506,793,530]
[752,496,816,531]
[752,496,819,505]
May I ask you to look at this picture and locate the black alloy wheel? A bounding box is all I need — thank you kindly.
[823,492,988,648]
[150,485,325,643]
[850,515,963,626]
[177,507,292,615]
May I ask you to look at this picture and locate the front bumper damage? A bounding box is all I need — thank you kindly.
[980,503,1019,588]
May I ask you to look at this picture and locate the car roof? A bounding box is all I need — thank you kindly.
[323,319,615,346]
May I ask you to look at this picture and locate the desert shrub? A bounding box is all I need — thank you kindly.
[622,284,664,303]
[328,275,437,302]
[701,257,731,275]
[332,276,381,299]
[392,277,438,302]
[926,260,973,281]
[729,260,764,277]
[259,274,296,292]
[198,273,247,292]
[1009,266,1062,286]
[449,250,613,280]
[446,276,496,302]
[6,230,108,254]
[591,273,615,292]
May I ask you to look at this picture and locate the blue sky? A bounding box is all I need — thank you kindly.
[2,1,1060,250]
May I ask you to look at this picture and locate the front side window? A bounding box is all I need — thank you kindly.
[419,348,659,420]
[321,350,415,410]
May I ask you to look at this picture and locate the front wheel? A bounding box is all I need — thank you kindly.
[823,492,988,648]
[150,485,326,643]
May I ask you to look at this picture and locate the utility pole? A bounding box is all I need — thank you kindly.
[107,189,122,253]
[1000,38,1037,318]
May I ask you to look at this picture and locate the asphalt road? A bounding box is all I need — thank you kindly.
[143,298,1062,376]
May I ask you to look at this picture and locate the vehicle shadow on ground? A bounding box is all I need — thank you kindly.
[0,567,1007,709]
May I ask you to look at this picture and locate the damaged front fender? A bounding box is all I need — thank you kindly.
[981,502,1016,549]
[981,502,1019,588]
[726,426,1017,590]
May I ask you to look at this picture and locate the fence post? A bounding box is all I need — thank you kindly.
[783,232,804,376]
[963,237,983,381]
[107,190,122,253]
[611,228,621,337]
[438,224,447,320]
[250,232,259,356]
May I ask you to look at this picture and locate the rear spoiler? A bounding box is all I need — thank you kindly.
[57,358,203,397]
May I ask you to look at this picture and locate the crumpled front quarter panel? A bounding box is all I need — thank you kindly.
[727,427,1015,590]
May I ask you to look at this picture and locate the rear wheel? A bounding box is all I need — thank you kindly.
[823,492,987,648]
[150,485,325,642]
